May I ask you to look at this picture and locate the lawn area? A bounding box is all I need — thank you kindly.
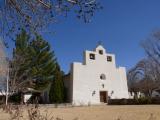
[0,105,160,120]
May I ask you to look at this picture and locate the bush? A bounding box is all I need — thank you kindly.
[27,92,42,104]
[108,99,137,105]
[9,92,22,104]
[108,97,160,105]
[137,97,151,104]
[151,97,160,104]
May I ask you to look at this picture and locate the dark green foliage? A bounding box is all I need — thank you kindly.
[11,29,56,93]
[28,35,56,90]
[28,92,42,104]
[11,29,66,104]
[10,29,32,92]
[9,92,22,104]
[138,97,152,104]
[108,98,160,105]
[64,87,68,102]
[49,63,65,103]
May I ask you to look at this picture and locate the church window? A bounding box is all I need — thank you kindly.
[107,56,112,62]
[100,74,106,80]
[99,50,103,55]
[90,53,95,60]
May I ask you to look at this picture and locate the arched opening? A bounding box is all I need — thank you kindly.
[100,74,106,80]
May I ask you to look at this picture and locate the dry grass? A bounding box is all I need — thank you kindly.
[0,105,160,120]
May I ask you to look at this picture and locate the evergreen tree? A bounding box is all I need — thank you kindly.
[10,30,56,93]
[29,35,56,90]
[11,29,66,103]
[49,63,65,103]
[10,30,31,93]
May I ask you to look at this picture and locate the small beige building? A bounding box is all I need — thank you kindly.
[64,45,129,105]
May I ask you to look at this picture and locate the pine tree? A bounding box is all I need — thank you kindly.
[10,30,31,93]
[49,63,65,103]
[29,35,56,90]
[10,30,56,93]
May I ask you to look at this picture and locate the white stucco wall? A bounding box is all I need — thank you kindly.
[24,94,32,103]
[67,45,129,105]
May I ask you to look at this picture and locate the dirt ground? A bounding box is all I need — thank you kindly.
[0,105,160,120]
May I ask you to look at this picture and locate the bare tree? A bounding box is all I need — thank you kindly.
[127,58,160,98]
[0,0,102,41]
[127,68,140,93]
[127,60,145,98]
[142,31,160,67]
[141,31,160,90]
[0,39,8,93]
[9,52,33,94]
[128,31,160,98]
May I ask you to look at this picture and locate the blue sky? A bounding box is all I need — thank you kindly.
[44,0,160,73]
[5,0,160,73]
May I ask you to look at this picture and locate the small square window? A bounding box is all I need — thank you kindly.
[90,53,95,60]
[107,56,112,62]
[100,74,106,80]
[99,50,103,55]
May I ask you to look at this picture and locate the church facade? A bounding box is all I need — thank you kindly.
[64,45,129,105]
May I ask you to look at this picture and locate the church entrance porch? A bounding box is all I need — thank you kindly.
[100,91,108,103]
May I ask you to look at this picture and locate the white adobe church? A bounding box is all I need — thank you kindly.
[64,44,129,105]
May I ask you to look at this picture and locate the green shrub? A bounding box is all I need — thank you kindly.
[108,97,160,105]
[9,92,21,104]
[138,97,152,104]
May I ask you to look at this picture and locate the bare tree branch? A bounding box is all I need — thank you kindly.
[0,0,102,42]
